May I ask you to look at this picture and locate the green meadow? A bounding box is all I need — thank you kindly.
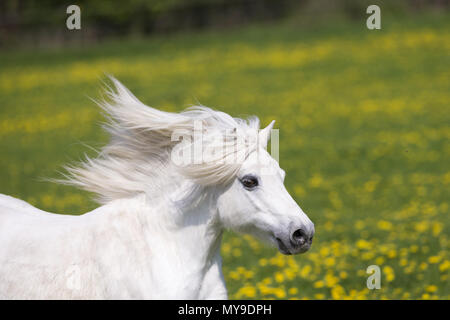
[0,12,449,299]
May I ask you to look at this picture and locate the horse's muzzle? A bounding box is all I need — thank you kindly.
[275,224,314,255]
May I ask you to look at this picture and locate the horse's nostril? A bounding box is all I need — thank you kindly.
[292,229,307,245]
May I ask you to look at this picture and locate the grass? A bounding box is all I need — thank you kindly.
[0,12,449,299]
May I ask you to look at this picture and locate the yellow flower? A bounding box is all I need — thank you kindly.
[331,285,345,300]
[426,285,438,293]
[288,287,298,295]
[314,280,325,288]
[235,285,256,299]
[364,180,377,193]
[356,239,372,250]
[229,271,240,280]
[387,249,397,259]
[294,185,305,197]
[284,268,296,281]
[309,174,323,188]
[325,273,339,287]
[270,255,286,267]
[259,258,268,266]
[415,221,429,233]
[375,257,385,265]
[362,251,375,260]
[431,222,443,236]
[300,265,312,278]
[232,248,242,257]
[274,272,285,283]
[377,220,393,231]
[324,257,336,267]
[428,256,442,264]
[399,258,408,267]
[222,243,231,255]
[272,288,286,299]
[439,260,450,272]
[383,266,395,282]
[320,247,330,257]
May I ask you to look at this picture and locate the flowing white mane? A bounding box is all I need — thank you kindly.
[61,77,261,204]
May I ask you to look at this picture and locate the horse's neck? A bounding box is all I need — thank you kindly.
[132,191,225,298]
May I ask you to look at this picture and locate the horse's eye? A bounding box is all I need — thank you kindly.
[240,175,259,190]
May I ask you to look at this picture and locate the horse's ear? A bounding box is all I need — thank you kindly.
[259,120,275,149]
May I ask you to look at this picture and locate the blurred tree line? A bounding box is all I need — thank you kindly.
[0,0,447,47]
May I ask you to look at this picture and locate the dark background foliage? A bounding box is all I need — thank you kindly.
[0,0,447,47]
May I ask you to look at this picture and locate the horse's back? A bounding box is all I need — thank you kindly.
[0,194,97,298]
[0,194,68,249]
[0,194,52,216]
[0,194,159,299]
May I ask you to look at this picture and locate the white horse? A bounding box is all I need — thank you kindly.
[0,78,314,299]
